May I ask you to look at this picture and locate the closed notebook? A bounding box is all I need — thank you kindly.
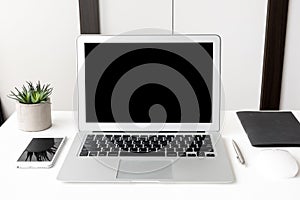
[236,111,300,147]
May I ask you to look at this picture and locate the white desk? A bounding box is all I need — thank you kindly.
[1,111,300,200]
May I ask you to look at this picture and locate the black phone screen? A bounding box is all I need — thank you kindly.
[17,138,63,162]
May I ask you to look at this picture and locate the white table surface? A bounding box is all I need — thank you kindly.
[1,111,300,200]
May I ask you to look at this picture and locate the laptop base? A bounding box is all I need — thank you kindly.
[57,132,234,183]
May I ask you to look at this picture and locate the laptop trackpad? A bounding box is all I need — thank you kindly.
[116,160,173,180]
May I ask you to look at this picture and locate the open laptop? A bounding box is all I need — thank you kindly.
[57,35,234,183]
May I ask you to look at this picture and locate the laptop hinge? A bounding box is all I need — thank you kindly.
[92,131,206,133]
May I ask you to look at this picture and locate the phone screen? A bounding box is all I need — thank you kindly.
[17,138,64,162]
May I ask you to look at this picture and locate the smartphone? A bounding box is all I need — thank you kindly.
[17,137,66,168]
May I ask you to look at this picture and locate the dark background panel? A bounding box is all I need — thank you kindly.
[260,0,289,110]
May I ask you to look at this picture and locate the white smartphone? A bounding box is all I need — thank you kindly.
[17,137,66,168]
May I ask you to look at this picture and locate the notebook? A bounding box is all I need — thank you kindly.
[237,111,300,147]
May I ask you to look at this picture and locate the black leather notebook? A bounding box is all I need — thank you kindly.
[236,111,300,147]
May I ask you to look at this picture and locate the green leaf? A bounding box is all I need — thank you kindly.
[26,92,31,103]
[7,81,53,104]
[31,93,38,103]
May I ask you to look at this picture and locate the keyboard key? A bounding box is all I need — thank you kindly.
[206,153,215,157]
[176,148,184,152]
[107,143,115,147]
[203,136,212,144]
[195,136,202,141]
[194,147,200,152]
[149,135,157,141]
[108,152,118,156]
[120,151,165,157]
[131,135,139,141]
[166,135,174,139]
[143,140,150,145]
[151,139,159,143]
[178,152,186,157]
[200,147,214,152]
[139,148,147,152]
[149,147,157,152]
[130,147,138,152]
[186,148,194,152]
[101,147,110,152]
[203,140,212,145]
[119,147,128,151]
[166,148,175,152]
[198,152,205,157]
[81,146,87,151]
[187,152,197,157]
[190,140,197,145]
[79,150,88,156]
[95,135,103,140]
[89,151,98,156]
[84,140,95,145]
[84,144,100,151]
[158,135,165,140]
[98,152,107,156]
[86,134,95,140]
[196,140,203,145]
[139,136,148,140]
[167,152,177,157]
[97,140,106,145]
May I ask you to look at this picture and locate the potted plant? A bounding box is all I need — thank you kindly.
[8,81,53,132]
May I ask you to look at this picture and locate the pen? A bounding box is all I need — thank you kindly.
[232,139,245,165]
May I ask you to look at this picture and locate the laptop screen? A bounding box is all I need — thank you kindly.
[84,42,213,123]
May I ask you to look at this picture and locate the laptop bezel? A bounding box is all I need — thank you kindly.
[76,35,221,132]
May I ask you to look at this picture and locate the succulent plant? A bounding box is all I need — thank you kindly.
[8,81,53,104]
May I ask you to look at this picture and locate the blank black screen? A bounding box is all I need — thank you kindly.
[84,43,213,123]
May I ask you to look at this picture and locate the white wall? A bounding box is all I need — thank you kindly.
[280,0,300,110]
[0,0,80,119]
[100,0,172,34]
[174,0,268,110]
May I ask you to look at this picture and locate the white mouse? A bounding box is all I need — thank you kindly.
[253,149,299,179]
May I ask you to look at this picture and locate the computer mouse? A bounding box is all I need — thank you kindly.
[253,149,299,179]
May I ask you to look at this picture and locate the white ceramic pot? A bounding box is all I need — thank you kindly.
[16,100,52,132]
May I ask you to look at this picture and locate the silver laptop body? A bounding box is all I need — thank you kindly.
[57,35,234,183]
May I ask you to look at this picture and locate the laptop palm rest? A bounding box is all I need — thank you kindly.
[116,160,173,179]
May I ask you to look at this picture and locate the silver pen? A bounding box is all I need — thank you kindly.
[232,139,245,165]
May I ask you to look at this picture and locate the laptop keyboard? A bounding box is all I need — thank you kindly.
[79,134,215,157]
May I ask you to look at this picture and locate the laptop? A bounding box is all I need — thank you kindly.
[57,35,234,183]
